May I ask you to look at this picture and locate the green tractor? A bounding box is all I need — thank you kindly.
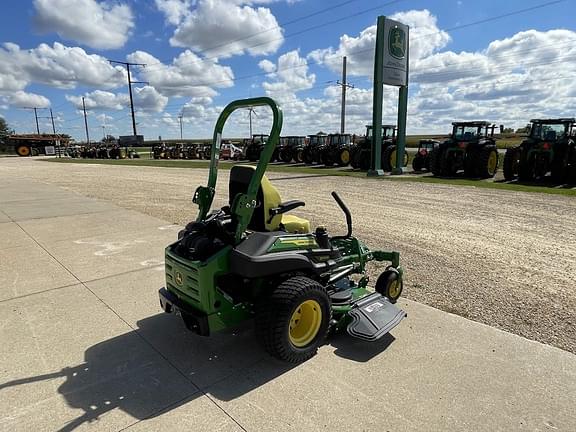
[430,121,499,178]
[411,139,440,172]
[302,134,328,165]
[158,98,406,363]
[349,125,408,172]
[245,134,269,162]
[503,118,576,183]
[320,133,352,167]
[279,136,306,163]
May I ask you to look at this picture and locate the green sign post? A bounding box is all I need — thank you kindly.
[368,15,409,176]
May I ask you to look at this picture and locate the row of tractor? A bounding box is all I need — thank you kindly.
[245,126,410,171]
[409,118,576,184]
[68,144,140,159]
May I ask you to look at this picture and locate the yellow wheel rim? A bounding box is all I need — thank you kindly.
[390,149,397,167]
[487,151,497,174]
[17,146,30,156]
[289,300,322,347]
[341,149,350,164]
[388,280,401,299]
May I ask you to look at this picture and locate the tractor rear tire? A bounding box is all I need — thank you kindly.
[359,149,371,171]
[375,270,403,304]
[476,147,499,178]
[412,155,423,172]
[16,145,31,157]
[337,148,350,167]
[295,149,304,163]
[321,151,333,166]
[280,148,292,163]
[503,147,520,181]
[440,151,457,177]
[255,276,331,363]
[429,148,443,176]
[303,148,314,165]
[382,146,408,172]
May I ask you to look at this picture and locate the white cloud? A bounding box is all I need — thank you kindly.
[155,0,192,26]
[133,86,169,112]
[308,10,450,77]
[8,91,51,108]
[127,50,234,98]
[0,42,127,91]
[33,0,134,50]
[258,59,276,73]
[66,86,168,113]
[158,0,284,58]
[261,50,315,99]
[66,90,128,110]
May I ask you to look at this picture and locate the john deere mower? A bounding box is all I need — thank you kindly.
[158,98,406,363]
[503,118,576,183]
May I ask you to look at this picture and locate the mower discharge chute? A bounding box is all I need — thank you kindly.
[158,97,406,363]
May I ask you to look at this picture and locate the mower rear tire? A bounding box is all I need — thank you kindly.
[256,276,331,363]
[375,270,403,304]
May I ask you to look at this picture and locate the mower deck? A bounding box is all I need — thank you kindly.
[347,292,406,341]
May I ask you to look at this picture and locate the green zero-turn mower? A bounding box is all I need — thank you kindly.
[158,97,406,363]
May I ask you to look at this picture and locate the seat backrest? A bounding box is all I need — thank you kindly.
[229,165,283,232]
[545,130,556,141]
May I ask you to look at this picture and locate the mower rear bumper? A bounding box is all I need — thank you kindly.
[159,287,210,336]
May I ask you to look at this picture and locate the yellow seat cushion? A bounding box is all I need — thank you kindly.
[280,214,311,234]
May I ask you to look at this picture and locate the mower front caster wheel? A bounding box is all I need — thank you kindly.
[256,276,331,363]
[375,270,403,304]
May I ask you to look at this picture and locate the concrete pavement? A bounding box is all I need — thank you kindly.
[1,174,575,431]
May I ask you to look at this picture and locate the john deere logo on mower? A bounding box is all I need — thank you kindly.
[389,26,406,59]
[175,271,183,286]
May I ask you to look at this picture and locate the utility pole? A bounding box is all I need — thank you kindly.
[23,107,41,133]
[49,109,56,134]
[178,113,183,140]
[82,97,90,144]
[336,56,354,134]
[109,60,148,136]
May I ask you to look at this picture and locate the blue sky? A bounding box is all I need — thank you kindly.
[0,0,574,140]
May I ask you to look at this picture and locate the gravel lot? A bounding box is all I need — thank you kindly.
[2,157,575,353]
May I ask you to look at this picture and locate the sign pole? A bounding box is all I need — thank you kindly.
[393,29,409,175]
[368,15,409,177]
[367,15,386,177]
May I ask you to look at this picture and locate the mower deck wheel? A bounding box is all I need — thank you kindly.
[256,276,331,363]
[375,270,403,304]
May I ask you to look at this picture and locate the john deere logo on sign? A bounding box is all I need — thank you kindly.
[389,26,406,59]
[175,271,183,286]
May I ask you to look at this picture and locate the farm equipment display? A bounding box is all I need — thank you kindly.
[302,134,328,165]
[245,134,269,162]
[349,125,407,171]
[219,141,243,160]
[430,121,499,178]
[320,133,352,166]
[411,139,440,172]
[503,118,576,183]
[279,136,306,163]
[7,134,70,156]
[158,97,406,363]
